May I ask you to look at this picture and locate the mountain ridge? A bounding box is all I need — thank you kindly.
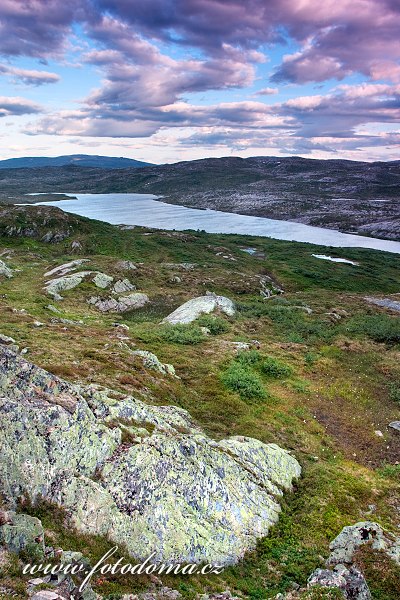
[0,153,154,169]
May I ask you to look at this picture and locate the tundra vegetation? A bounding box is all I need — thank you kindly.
[0,205,399,599]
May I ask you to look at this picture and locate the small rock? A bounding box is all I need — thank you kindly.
[112,278,136,294]
[112,323,130,330]
[117,260,137,271]
[46,305,62,314]
[0,259,13,278]
[229,342,251,351]
[28,578,45,585]
[33,321,45,327]
[374,430,384,437]
[71,240,83,251]
[131,349,178,378]
[31,591,60,600]
[93,272,114,289]
[389,421,400,433]
[0,334,16,345]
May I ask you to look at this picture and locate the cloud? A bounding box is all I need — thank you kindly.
[0,65,60,85]
[2,0,400,160]
[0,1,86,58]
[254,87,279,96]
[0,96,43,117]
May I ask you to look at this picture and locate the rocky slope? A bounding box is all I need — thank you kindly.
[0,345,300,565]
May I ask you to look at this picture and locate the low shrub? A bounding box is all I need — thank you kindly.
[234,349,261,366]
[344,315,400,344]
[161,324,205,345]
[197,314,230,335]
[221,363,266,401]
[261,356,293,378]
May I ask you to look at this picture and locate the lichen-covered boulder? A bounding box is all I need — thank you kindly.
[44,271,91,299]
[308,565,371,599]
[0,512,45,556]
[327,522,400,566]
[0,259,13,278]
[162,293,235,325]
[88,292,149,313]
[131,349,178,377]
[92,272,114,289]
[44,270,114,300]
[44,259,90,278]
[112,278,136,294]
[0,346,300,566]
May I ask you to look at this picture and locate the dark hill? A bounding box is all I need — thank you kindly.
[0,154,153,170]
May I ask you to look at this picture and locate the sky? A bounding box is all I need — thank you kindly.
[0,0,399,164]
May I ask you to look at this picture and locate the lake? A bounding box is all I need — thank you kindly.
[30,193,400,254]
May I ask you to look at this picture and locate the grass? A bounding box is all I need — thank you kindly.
[0,209,399,598]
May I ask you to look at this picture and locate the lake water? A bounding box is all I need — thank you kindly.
[30,192,400,254]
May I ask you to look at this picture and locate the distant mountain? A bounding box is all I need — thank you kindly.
[0,154,154,169]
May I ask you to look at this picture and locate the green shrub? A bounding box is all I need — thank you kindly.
[221,363,266,401]
[161,324,205,345]
[388,382,400,403]
[262,356,293,378]
[234,349,261,366]
[377,464,400,480]
[345,315,400,344]
[197,314,230,335]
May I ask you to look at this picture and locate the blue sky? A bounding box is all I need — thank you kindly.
[0,0,399,163]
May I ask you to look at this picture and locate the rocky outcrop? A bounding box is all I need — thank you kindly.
[112,278,136,294]
[389,421,400,432]
[131,349,178,377]
[365,296,400,313]
[308,564,371,599]
[44,270,115,300]
[0,205,80,242]
[88,292,149,313]
[327,521,400,566]
[305,521,400,600]
[0,259,13,278]
[162,293,235,325]
[0,346,300,566]
[44,260,91,278]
